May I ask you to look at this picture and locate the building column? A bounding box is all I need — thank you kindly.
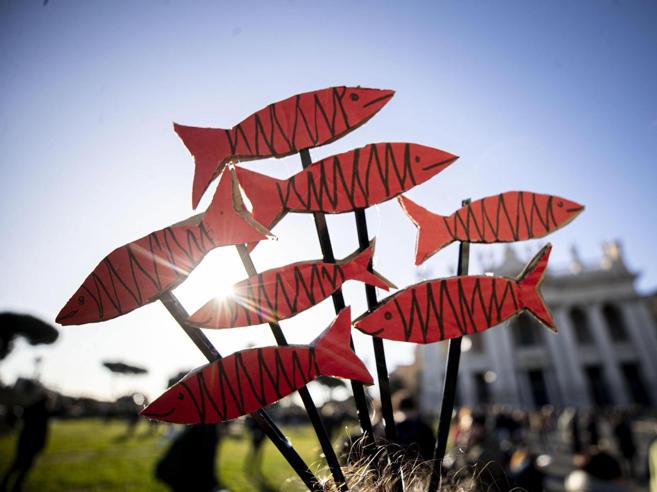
[544,307,577,406]
[549,308,590,406]
[486,321,522,406]
[621,300,657,404]
[587,304,629,405]
[419,344,445,417]
[459,368,477,407]
[543,367,563,406]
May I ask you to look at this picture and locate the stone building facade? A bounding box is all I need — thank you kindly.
[418,242,657,414]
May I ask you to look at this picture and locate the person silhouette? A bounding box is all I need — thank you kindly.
[393,391,435,460]
[155,423,222,492]
[1,382,50,492]
[244,415,267,480]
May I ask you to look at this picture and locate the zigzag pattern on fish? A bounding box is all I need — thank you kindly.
[277,144,419,212]
[143,308,372,424]
[225,87,355,157]
[81,222,216,320]
[217,264,346,327]
[175,87,395,208]
[180,348,320,424]
[389,278,519,343]
[445,192,560,242]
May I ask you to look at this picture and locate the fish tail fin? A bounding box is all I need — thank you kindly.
[233,167,289,253]
[202,166,275,246]
[173,123,233,209]
[313,307,373,385]
[397,195,453,265]
[517,244,556,332]
[339,239,396,291]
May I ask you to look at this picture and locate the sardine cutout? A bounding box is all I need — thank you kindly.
[235,142,458,251]
[141,307,372,424]
[56,168,273,325]
[398,192,583,265]
[188,240,395,329]
[353,244,555,344]
[175,86,395,209]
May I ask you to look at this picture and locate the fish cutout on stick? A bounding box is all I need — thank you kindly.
[175,86,395,209]
[354,244,555,344]
[188,240,395,329]
[235,142,458,251]
[141,307,372,424]
[56,167,273,325]
[398,192,583,265]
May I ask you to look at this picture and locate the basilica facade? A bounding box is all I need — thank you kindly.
[418,242,657,414]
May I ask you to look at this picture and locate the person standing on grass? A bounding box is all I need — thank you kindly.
[243,415,267,481]
[0,381,50,492]
[155,423,223,492]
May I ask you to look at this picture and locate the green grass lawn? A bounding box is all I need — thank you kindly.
[0,418,329,491]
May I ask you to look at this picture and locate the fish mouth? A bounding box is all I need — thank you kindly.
[353,321,384,336]
[422,155,459,172]
[363,90,395,108]
[55,309,78,324]
[566,206,585,213]
[140,407,176,419]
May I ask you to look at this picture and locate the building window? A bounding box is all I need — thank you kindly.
[473,372,491,405]
[527,369,550,407]
[584,365,613,406]
[602,303,629,342]
[511,312,543,347]
[570,307,594,345]
[620,363,651,406]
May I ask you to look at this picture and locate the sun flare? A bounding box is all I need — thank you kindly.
[214,282,235,300]
[176,247,245,311]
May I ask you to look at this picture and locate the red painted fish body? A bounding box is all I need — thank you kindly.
[353,245,555,344]
[174,86,395,208]
[398,192,583,265]
[56,168,271,326]
[188,240,395,329]
[141,308,372,424]
[235,142,458,250]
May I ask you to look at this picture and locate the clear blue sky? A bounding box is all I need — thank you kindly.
[1,0,656,402]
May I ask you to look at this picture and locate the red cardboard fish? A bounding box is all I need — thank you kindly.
[56,168,272,325]
[175,86,395,209]
[353,244,555,344]
[141,308,372,424]
[188,240,395,329]
[235,142,458,250]
[398,192,584,265]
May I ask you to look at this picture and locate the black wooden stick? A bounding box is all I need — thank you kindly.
[236,245,348,491]
[354,210,404,491]
[159,291,322,492]
[353,209,397,442]
[299,149,375,443]
[428,198,471,492]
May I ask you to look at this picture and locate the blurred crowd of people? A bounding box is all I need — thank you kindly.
[2,376,657,492]
[440,404,657,491]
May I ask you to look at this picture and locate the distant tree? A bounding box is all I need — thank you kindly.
[0,313,58,360]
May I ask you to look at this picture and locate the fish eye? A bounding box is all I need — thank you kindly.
[557,201,564,207]
[78,296,85,305]
[384,312,393,321]
[350,93,359,102]
[177,392,184,400]
[415,155,421,163]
